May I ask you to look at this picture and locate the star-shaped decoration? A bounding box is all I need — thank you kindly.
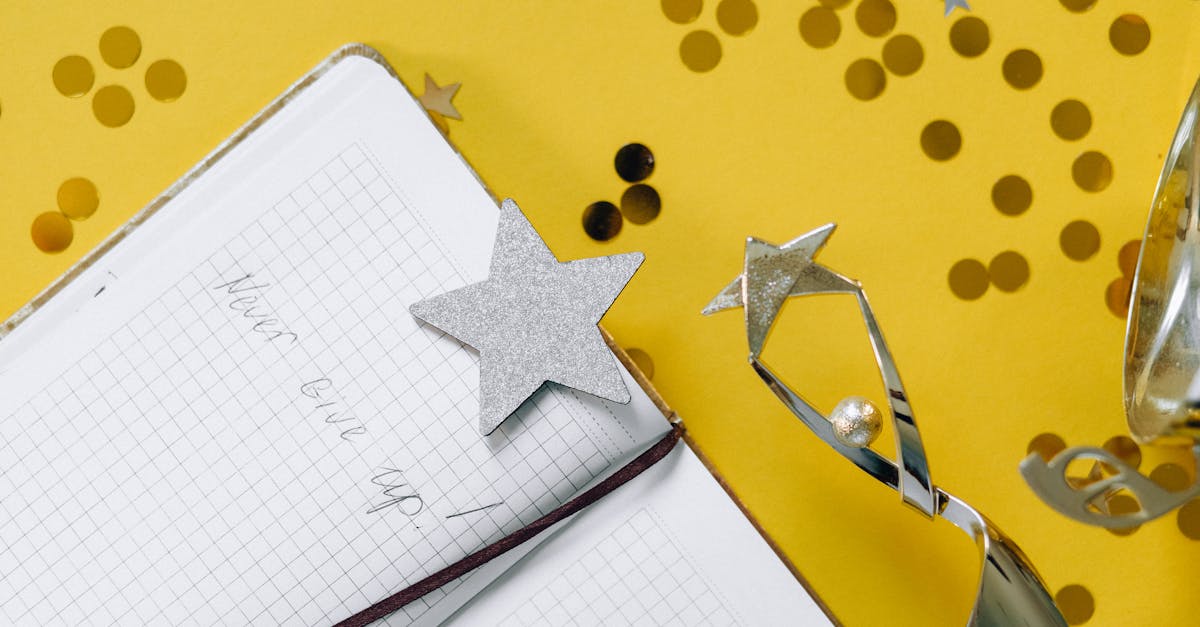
[417,73,462,120]
[703,223,859,358]
[944,0,971,17]
[410,199,644,434]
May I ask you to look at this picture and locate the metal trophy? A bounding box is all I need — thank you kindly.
[1021,78,1200,529]
[704,226,1067,626]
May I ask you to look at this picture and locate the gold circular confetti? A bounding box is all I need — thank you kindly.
[818,0,851,7]
[145,59,187,102]
[57,177,100,220]
[949,16,989,58]
[680,30,722,73]
[1002,49,1043,89]
[1105,493,1141,536]
[1177,499,1200,540]
[661,0,703,24]
[583,201,623,241]
[948,259,988,300]
[1150,463,1192,493]
[1026,432,1067,462]
[1106,276,1132,318]
[1059,0,1097,12]
[799,6,841,49]
[1055,584,1095,625]
[52,55,95,98]
[1051,99,1091,141]
[855,0,896,38]
[920,120,961,161]
[92,84,135,127]
[1117,239,1140,275]
[1101,435,1142,471]
[882,34,923,76]
[844,58,886,101]
[1059,220,1100,261]
[615,143,655,183]
[99,26,141,69]
[1072,151,1113,192]
[620,184,662,225]
[31,211,74,253]
[992,175,1032,216]
[626,348,656,379]
[716,0,757,36]
[989,251,1029,292]
[1110,14,1151,56]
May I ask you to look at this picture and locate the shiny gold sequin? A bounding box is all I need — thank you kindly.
[844,58,885,101]
[1059,0,1097,13]
[1051,99,1091,141]
[92,85,135,127]
[882,34,923,76]
[1177,499,1200,540]
[1055,584,1095,625]
[1072,151,1113,192]
[1059,220,1100,261]
[626,348,656,379]
[716,0,757,36]
[948,258,988,300]
[920,120,961,161]
[615,143,656,183]
[583,201,623,241]
[992,175,1032,216]
[621,184,662,225]
[1106,276,1133,318]
[31,212,74,253]
[1002,49,1043,90]
[144,59,188,102]
[52,55,95,98]
[99,26,141,69]
[57,177,100,220]
[661,0,703,24]
[799,7,841,49]
[988,251,1029,292]
[1026,432,1067,462]
[680,30,722,72]
[854,0,896,38]
[949,17,989,58]
[1110,14,1151,56]
[1150,463,1191,493]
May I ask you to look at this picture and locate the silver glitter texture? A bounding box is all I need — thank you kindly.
[702,223,859,357]
[410,199,644,435]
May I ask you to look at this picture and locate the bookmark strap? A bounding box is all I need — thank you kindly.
[334,423,684,627]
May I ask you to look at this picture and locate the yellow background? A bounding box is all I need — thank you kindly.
[2,1,1199,624]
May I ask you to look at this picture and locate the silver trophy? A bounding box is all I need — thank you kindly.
[1021,78,1200,529]
[705,226,1067,626]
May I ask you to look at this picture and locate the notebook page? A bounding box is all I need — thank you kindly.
[448,444,832,626]
[0,54,668,626]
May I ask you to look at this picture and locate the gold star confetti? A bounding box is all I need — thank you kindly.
[417,73,462,120]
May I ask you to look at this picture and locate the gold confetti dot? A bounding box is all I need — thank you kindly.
[92,85,134,127]
[1101,435,1141,471]
[920,120,961,161]
[1072,151,1113,192]
[1026,432,1066,462]
[1051,99,1091,141]
[1150,463,1191,493]
[799,6,841,49]
[882,34,923,76]
[716,0,757,36]
[1105,493,1141,536]
[626,348,656,379]
[1059,0,1096,12]
[854,0,895,38]
[57,177,100,221]
[99,26,141,69]
[1055,584,1095,625]
[948,259,988,300]
[1117,239,1140,275]
[1002,49,1043,89]
[621,184,661,224]
[615,143,655,183]
[1110,14,1150,56]
[819,0,851,7]
[145,59,187,102]
[583,201,622,241]
[52,55,94,98]
[680,30,722,73]
[949,16,989,58]
[844,59,885,101]
[1106,276,1132,318]
[661,0,703,24]
[31,212,74,253]
[992,175,1032,216]
[1060,220,1100,261]
[989,251,1029,292]
[1177,499,1200,540]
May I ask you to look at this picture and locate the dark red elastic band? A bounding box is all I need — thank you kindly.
[334,423,684,627]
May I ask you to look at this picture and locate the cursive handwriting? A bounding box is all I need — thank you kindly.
[212,273,299,344]
[367,468,425,516]
[300,378,367,441]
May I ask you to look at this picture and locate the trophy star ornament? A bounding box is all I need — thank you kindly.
[702,223,859,358]
[943,0,971,17]
[409,199,643,435]
[417,73,462,120]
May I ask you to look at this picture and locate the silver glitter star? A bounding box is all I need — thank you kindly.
[410,199,644,435]
[702,223,859,357]
[944,0,970,17]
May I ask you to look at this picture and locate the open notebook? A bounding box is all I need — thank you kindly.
[0,45,832,626]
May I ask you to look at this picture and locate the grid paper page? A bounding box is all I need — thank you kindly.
[0,144,652,626]
[499,508,738,626]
